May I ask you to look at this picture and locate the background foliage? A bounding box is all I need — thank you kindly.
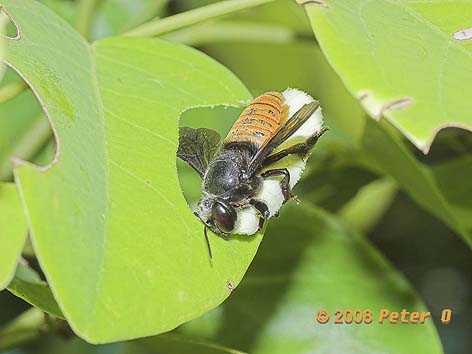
[0,0,470,353]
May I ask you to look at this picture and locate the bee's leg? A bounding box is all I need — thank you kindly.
[249,199,269,232]
[262,127,328,167]
[261,168,291,202]
[258,216,265,231]
[250,199,270,218]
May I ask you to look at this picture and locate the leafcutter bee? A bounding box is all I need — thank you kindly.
[178,88,327,257]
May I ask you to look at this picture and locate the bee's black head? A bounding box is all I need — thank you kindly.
[211,200,237,233]
[194,198,237,259]
[196,195,237,233]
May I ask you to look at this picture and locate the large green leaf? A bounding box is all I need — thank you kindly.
[0,183,27,289]
[0,10,4,78]
[181,204,443,354]
[303,0,472,153]
[1,0,261,343]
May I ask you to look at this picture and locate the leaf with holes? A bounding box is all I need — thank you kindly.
[302,0,472,153]
[1,0,262,343]
[0,183,27,289]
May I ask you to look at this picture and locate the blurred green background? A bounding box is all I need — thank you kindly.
[0,0,470,353]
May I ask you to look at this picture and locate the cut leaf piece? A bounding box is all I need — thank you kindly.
[303,0,472,152]
[3,0,259,343]
[0,182,27,289]
[181,204,443,354]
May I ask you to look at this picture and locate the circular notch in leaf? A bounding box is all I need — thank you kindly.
[2,0,263,343]
[302,0,472,153]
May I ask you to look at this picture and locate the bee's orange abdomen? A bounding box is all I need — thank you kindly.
[224,92,288,147]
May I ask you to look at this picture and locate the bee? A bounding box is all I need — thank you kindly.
[178,88,327,257]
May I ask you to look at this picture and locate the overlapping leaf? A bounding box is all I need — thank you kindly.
[303,0,472,153]
[1,0,261,343]
[7,264,63,318]
[0,183,27,289]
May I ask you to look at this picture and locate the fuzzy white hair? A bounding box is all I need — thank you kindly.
[233,88,324,235]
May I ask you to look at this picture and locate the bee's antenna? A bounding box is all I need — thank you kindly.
[203,224,213,259]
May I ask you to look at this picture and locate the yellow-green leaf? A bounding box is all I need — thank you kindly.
[2,0,261,343]
[0,183,27,289]
[303,0,472,153]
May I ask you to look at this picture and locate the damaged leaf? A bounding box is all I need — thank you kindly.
[303,0,472,153]
[2,0,260,343]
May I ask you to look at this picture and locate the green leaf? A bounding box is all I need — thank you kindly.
[361,119,472,246]
[0,308,44,351]
[7,264,64,319]
[405,0,472,52]
[303,0,472,153]
[5,331,247,354]
[2,0,261,343]
[181,204,443,354]
[0,183,27,289]
[0,11,4,78]
[432,155,472,228]
[338,177,398,233]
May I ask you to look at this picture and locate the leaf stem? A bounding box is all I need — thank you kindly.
[0,80,27,104]
[124,0,277,37]
[0,115,52,181]
[75,0,102,38]
[162,21,295,46]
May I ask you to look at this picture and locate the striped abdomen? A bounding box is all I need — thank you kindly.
[224,92,288,148]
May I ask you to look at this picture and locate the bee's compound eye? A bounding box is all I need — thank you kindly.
[212,201,236,233]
